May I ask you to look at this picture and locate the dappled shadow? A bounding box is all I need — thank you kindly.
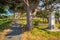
[5,22,22,36]
[6,27,22,36]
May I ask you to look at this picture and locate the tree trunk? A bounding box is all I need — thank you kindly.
[59,12,60,24]
[23,0,33,30]
[48,11,56,30]
[26,5,33,30]
[32,9,38,18]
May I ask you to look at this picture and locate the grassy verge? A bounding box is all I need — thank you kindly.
[20,19,60,40]
[0,19,12,31]
[21,25,60,40]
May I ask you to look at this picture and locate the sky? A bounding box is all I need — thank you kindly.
[53,3,60,11]
[0,7,14,16]
[39,1,44,7]
[38,1,60,11]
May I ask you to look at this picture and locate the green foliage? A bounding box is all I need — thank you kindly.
[32,18,48,25]
[36,10,49,18]
[0,4,7,13]
[0,16,8,19]
[0,19,12,31]
[55,12,59,18]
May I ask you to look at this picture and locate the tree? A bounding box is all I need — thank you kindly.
[0,0,59,30]
[23,0,41,30]
[0,4,7,13]
[43,0,59,30]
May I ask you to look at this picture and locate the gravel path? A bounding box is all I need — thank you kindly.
[4,22,22,40]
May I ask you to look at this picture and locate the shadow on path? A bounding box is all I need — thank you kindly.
[6,27,22,36]
[5,22,22,36]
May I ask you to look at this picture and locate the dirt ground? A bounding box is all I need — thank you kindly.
[0,29,11,40]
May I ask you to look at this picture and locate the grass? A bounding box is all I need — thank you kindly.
[21,25,60,40]
[0,19,12,31]
[0,19,12,40]
[20,19,60,40]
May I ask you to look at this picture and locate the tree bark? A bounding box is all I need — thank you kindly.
[59,12,60,23]
[48,11,56,29]
[26,6,33,30]
[24,0,33,30]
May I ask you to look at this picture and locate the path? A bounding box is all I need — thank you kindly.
[4,22,22,40]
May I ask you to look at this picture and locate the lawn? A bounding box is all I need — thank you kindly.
[0,19,12,31]
[0,19,12,40]
[20,19,60,40]
[21,26,60,40]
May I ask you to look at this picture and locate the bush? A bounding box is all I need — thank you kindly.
[0,20,12,31]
